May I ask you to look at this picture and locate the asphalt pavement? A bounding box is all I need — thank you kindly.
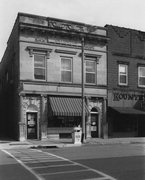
[0,137,145,180]
[0,149,38,180]
[1,148,116,180]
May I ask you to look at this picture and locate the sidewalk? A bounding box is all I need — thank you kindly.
[85,137,145,145]
[0,137,145,149]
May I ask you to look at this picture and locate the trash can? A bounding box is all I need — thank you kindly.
[72,127,82,144]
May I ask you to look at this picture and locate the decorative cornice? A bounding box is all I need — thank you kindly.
[111,26,130,38]
[112,52,145,60]
[84,53,102,59]
[79,53,101,63]
[26,46,52,58]
[117,60,129,65]
[55,49,77,55]
[137,63,145,67]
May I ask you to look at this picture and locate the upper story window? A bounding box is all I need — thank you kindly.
[34,54,46,80]
[138,66,145,87]
[118,64,128,85]
[61,57,72,82]
[85,59,96,84]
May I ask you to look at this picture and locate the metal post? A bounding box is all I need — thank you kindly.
[81,37,85,143]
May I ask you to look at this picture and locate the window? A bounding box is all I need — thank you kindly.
[85,60,96,84]
[61,57,72,82]
[138,66,145,87]
[48,116,81,127]
[34,54,46,80]
[118,64,128,85]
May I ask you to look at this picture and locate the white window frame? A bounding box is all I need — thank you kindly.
[85,59,96,85]
[138,66,145,87]
[118,64,128,86]
[33,53,46,81]
[61,57,72,83]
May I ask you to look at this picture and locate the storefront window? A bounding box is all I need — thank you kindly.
[48,116,81,127]
[138,66,145,87]
[113,118,137,132]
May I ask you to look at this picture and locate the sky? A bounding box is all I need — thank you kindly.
[0,0,145,61]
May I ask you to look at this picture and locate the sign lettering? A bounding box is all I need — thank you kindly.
[113,93,145,101]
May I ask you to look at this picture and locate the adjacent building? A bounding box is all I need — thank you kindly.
[0,13,108,141]
[106,25,145,137]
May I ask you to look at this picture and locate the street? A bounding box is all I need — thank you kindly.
[0,143,145,180]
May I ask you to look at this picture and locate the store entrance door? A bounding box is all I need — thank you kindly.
[27,112,37,139]
[91,108,98,138]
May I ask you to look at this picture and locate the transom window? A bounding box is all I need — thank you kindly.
[118,64,128,85]
[61,57,72,82]
[85,60,96,84]
[138,66,145,87]
[34,54,46,80]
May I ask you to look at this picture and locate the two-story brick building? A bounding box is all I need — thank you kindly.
[0,13,108,141]
[106,25,145,138]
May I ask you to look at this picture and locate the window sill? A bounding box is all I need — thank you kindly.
[137,85,145,89]
[117,84,129,88]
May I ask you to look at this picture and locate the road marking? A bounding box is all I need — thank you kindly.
[38,169,90,176]
[4,149,117,180]
[31,163,76,169]
[84,178,112,180]
[36,149,117,180]
[2,149,44,180]
[22,159,64,163]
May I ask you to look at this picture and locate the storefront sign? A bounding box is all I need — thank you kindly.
[113,93,145,101]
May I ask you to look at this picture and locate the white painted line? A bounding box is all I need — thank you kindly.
[84,177,111,180]
[31,163,75,169]
[38,169,90,176]
[20,157,56,160]
[23,159,64,163]
[36,149,117,180]
[2,149,44,180]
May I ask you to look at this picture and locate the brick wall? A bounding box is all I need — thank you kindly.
[106,25,145,91]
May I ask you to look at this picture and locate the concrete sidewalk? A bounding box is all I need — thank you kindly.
[0,137,145,149]
[85,137,145,145]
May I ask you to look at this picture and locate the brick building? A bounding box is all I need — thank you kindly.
[106,25,145,137]
[0,13,108,141]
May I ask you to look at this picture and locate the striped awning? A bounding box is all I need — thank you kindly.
[49,96,90,116]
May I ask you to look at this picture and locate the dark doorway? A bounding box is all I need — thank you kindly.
[27,112,37,139]
[91,108,98,138]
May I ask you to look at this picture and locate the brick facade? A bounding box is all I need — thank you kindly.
[106,25,145,137]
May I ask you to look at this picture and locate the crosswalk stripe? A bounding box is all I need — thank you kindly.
[2,149,44,180]
[31,163,76,169]
[5,149,117,180]
[37,150,117,180]
[38,169,90,176]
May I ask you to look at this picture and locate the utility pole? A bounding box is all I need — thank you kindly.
[81,37,85,143]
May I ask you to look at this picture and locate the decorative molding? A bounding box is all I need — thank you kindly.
[48,19,100,35]
[84,53,101,59]
[135,31,145,41]
[112,52,130,57]
[137,63,145,67]
[112,51,145,60]
[117,60,130,65]
[26,46,52,59]
[111,26,130,38]
[79,53,101,63]
[55,49,77,55]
